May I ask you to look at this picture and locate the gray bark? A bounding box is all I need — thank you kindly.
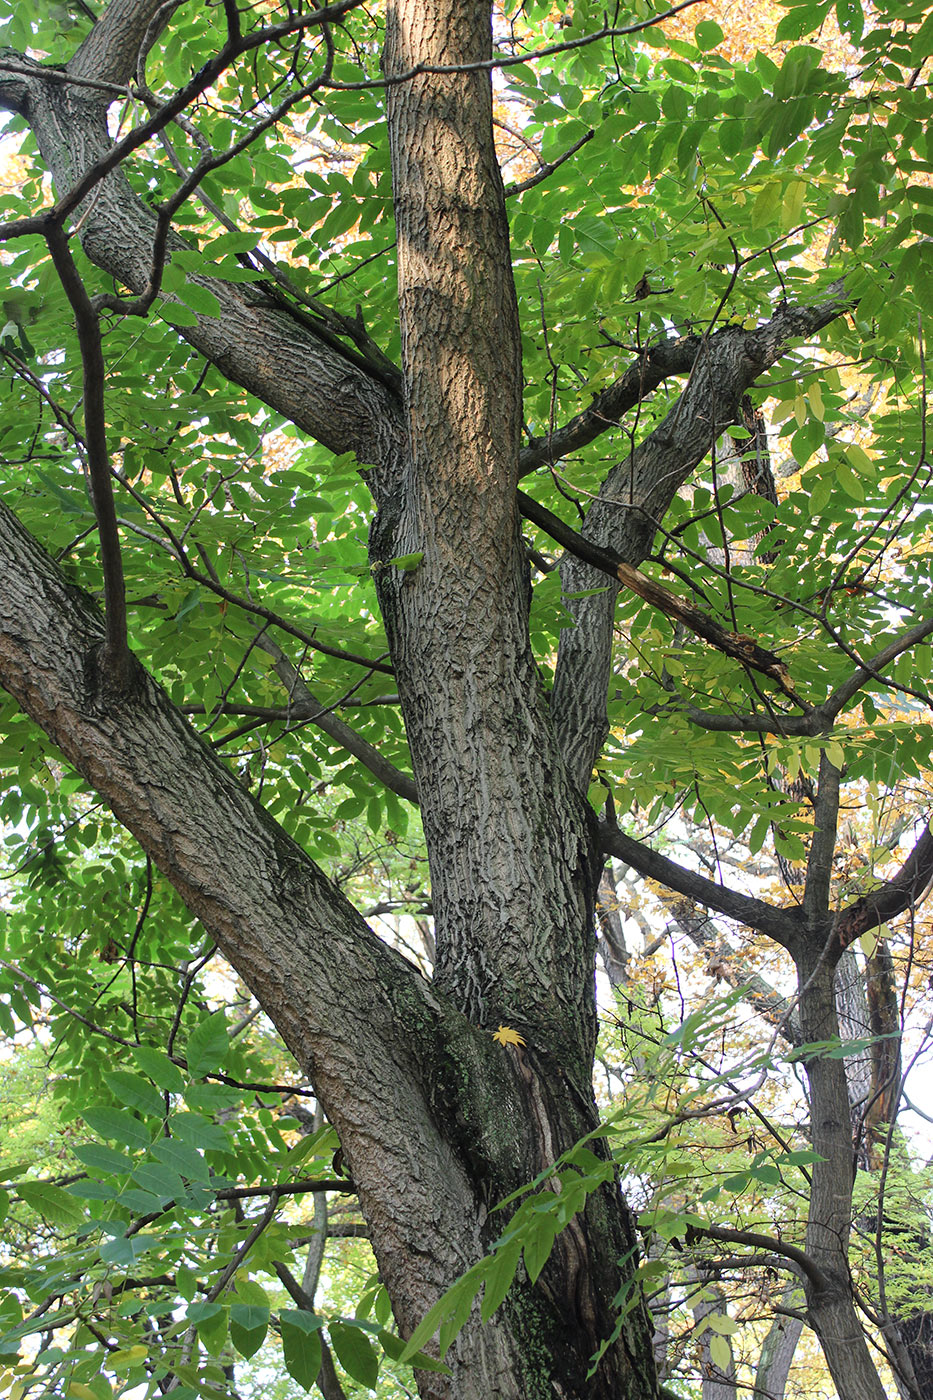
[794,944,889,1400]
[754,1288,804,1400]
[688,1270,737,1400]
[0,0,662,1394]
[0,1,867,1396]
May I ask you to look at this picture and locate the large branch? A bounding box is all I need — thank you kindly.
[599,823,801,948]
[517,334,703,476]
[0,6,405,495]
[0,491,479,1310]
[252,631,418,802]
[549,291,850,789]
[834,823,933,951]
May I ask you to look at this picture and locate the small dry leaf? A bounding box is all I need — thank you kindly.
[492,1025,526,1047]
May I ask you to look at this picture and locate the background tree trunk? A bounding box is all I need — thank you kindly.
[754,1289,804,1400]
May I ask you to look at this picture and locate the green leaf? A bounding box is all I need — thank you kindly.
[230,1304,269,1361]
[131,1045,185,1093]
[178,281,223,319]
[281,1310,324,1391]
[72,1143,134,1176]
[399,1267,483,1363]
[329,1320,379,1388]
[186,1011,229,1077]
[104,1071,166,1120]
[386,552,423,572]
[378,1330,452,1374]
[481,1240,522,1322]
[130,1161,185,1201]
[196,1303,228,1357]
[150,1138,210,1182]
[694,20,724,50]
[169,1111,230,1151]
[523,1217,560,1286]
[17,1181,86,1226]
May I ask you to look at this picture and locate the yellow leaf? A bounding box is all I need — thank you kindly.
[845,442,874,476]
[782,178,806,228]
[709,1333,733,1370]
[492,1025,526,1048]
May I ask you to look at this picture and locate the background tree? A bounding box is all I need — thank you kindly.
[0,0,932,1398]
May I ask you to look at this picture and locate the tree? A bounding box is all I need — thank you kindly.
[0,0,931,1397]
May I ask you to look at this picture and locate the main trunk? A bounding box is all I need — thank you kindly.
[0,0,662,1394]
[370,4,658,1394]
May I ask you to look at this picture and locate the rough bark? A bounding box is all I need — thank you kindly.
[378,0,597,1067]
[0,1,891,1397]
[0,1,664,1395]
[0,46,407,484]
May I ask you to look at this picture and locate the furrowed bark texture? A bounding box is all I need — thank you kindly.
[378,0,600,1068]
[0,499,475,1368]
[0,18,406,481]
[0,494,661,1399]
[0,1,662,1395]
[371,6,659,1393]
[0,0,873,1396]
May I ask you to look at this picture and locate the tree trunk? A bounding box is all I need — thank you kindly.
[0,1,872,1396]
[0,1,661,1395]
[794,945,889,1400]
[688,1268,737,1400]
[754,1287,804,1400]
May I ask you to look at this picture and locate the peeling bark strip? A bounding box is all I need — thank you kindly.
[518,489,799,697]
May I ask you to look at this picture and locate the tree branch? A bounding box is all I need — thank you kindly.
[599,824,801,948]
[518,334,702,476]
[666,900,799,1042]
[686,1223,829,1294]
[834,824,933,949]
[821,612,933,722]
[45,223,132,686]
[519,489,802,700]
[549,289,851,788]
[0,29,406,490]
[112,474,395,674]
[0,493,461,1245]
[251,631,418,803]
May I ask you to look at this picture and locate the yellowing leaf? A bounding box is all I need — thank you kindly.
[782,178,807,227]
[709,1333,733,1370]
[845,442,874,476]
[859,929,879,958]
[492,1026,526,1048]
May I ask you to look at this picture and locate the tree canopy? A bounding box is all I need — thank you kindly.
[0,0,932,1397]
